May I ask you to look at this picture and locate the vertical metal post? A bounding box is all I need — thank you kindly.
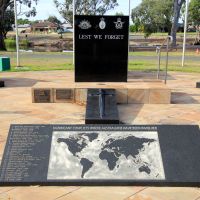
[129,0,131,21]
[128,0,131,62]
[73,0,75,65]
[157,47,161,79]
[14,0,20,67]
[165,38,170,84]
[182,0,189,67]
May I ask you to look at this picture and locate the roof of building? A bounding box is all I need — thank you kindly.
[32,21,58,28]
[18,24,31,28]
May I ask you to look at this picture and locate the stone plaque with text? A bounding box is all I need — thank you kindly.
[1,125,200,186]
[54,89,74,103]
[33,89,52,103]
[75,15,129,82]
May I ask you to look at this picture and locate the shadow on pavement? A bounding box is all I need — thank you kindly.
[1,78,48,88]
[171,92,200,104]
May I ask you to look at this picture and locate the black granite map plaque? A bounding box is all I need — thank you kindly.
[1,125,200,186]
[34,89,51,103]
[75,15,129,82]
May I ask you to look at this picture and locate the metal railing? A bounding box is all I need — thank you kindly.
[156,36,173,84]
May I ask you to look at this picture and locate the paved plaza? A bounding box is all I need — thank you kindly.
[0,70,200,200]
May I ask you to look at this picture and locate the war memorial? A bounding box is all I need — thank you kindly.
[0,14,200,192]
[0,7,200,200]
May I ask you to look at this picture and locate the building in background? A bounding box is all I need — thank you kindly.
[31,21,58,33]
[12,24,31,33]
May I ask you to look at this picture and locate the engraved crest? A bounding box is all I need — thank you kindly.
[114,18,125,29]
[78,20,92,29]
[99,18,106,29]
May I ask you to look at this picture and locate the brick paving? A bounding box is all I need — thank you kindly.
[0,71,200,200]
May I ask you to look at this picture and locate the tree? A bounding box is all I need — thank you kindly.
[4,8,15,39]
[54,0,118,25]
[17,18,31,25]
[171,0,185,46]
[129,24,139,33]
[0,0,37,50]
[115,12,124,16]
[131,0,173,38]
[47,15,62,25]
[188,0,200,44]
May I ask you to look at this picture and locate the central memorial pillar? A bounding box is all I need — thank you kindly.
[75,15,129,82]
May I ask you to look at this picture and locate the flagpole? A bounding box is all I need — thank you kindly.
[14,0,20,67]
[73,0,75,65]
[182,0,189,67]
[128,0,131,63]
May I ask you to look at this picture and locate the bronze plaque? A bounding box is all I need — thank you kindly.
[34,89,51,103]
[56,89,72,100]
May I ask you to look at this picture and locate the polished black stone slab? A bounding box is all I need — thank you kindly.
[75,15,129,82]
[0,81,4,87]
[196,82,200,88]
[85,89,119,124]
[1,125,200,186]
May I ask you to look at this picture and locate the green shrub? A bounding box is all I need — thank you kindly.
[5,38,16,51]
[129,24,139,33]
[5,38,29,51]
[20,39,29,50]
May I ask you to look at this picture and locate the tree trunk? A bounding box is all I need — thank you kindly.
[0,33,6,51]
[0,0,9,50]
[0,19,6,50]
[171,0,184,47]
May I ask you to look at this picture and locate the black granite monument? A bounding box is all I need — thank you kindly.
[75,15,129,82]
[196,82,200,88]
[1,124,200,186]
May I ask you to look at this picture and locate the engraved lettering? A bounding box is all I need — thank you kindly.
[79,34,92,40]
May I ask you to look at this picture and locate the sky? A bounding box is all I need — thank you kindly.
[21,0,142,21]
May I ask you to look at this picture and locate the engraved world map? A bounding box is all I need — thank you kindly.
[47,131,165,180]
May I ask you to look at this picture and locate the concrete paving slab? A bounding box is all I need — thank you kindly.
[0,71,200,199]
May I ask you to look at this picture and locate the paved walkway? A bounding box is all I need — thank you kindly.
[0,71,200,200]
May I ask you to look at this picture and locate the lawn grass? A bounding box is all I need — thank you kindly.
[129,50,200,56]
[0,51,199,73]
[129,32,197,38]
[10,61,74,72]
[129,59,200,73]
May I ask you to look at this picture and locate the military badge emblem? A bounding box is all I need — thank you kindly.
[78,20,92,29]
[114,18,125,29]
[99,18,106,29]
